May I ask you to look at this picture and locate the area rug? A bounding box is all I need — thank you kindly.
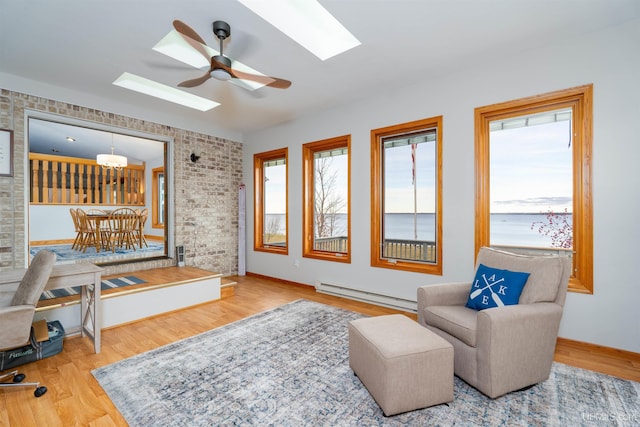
[30,242,164,261]
[92,300,640,426]
[39,275,146,300]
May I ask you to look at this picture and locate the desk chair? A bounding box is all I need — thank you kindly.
[0,250,56,397]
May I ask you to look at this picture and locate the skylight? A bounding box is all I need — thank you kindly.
[237,0,361,60]
[113,73,219,111]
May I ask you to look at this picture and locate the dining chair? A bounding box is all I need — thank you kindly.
[135,208,149,248]
[69,208,82,250]
[75,209,96,253]
[104,208,138,252]
[86,209,109,250]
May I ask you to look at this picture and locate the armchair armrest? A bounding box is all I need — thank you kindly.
[476,302,564,397]
[418,282,471,307]
[417,282,471,326]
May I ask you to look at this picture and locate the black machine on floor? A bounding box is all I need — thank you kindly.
[0,320,65,397]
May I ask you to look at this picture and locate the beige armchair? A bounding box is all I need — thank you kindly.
[0,250,56,397]
[417,247,571,398]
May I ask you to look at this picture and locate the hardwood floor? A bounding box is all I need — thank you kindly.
[2,273,639,426]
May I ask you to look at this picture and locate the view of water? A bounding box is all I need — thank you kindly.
[265,212,571,248]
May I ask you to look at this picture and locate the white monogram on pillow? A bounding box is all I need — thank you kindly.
[470,273,507,307]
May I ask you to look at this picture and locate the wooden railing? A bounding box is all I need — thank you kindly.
[30,153,145,205]
[383,238,437,262]
[314,236,348,253]
[313,236,436,262]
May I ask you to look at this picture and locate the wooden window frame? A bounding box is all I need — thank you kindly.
[474,84,593,294]
[151,166,164,228]
[370,116,443,275]
[253,148,288,254]
[302,135,351,263]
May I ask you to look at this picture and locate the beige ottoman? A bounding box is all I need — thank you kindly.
[348,314,453,416]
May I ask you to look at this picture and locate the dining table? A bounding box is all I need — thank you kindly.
[86,210,144,252]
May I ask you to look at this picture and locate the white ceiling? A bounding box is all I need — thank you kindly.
[2,0,639,144]
[28,118,164,163]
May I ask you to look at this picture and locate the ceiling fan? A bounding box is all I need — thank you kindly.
[172,19,292,90]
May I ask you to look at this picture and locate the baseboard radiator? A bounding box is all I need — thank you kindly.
[315,282,417,313]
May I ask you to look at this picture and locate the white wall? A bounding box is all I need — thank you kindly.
[30,205,154,241]
[243,19,640,353]
[30,206,77,240]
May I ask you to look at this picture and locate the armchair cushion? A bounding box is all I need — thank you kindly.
[465,264,530,310]
[425,305,478,347]
[476,247,564,304]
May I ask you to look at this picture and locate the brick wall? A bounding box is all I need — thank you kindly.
[0,89,242,276]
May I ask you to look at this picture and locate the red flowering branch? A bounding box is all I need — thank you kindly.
[530,208,573,248]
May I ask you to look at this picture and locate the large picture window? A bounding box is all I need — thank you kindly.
[302,135,350,263]
[254,148,288,254]
[475,84,593,293]
[371,116,443,274]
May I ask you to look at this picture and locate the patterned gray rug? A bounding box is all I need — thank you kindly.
[92,300,640,426]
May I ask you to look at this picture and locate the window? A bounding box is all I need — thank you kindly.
[475,84,593,293]
[254,148,288,254]
[302,135,350,263]
[371,116,443,274]
[152,166,165,228]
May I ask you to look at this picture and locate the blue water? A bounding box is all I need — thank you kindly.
[265,213,570,247]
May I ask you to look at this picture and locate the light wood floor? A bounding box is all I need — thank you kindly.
[2,272,639,426]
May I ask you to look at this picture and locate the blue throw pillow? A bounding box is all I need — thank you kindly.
[465,264,530,310]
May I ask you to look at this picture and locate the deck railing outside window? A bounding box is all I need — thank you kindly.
[30,153,145,205]
[382,238,437,263]
[313,236,437,263]
[314,236,349,253]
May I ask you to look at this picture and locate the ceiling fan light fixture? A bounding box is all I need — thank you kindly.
[211,55,233,80]
[211,69,232,81]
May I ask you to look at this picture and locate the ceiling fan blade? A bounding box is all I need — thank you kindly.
[173,20,211,62]
[178,72,212,88]
[228,67,292,89]
[173,20,207,45]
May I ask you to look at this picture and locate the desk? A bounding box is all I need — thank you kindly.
[0,263,103,353]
